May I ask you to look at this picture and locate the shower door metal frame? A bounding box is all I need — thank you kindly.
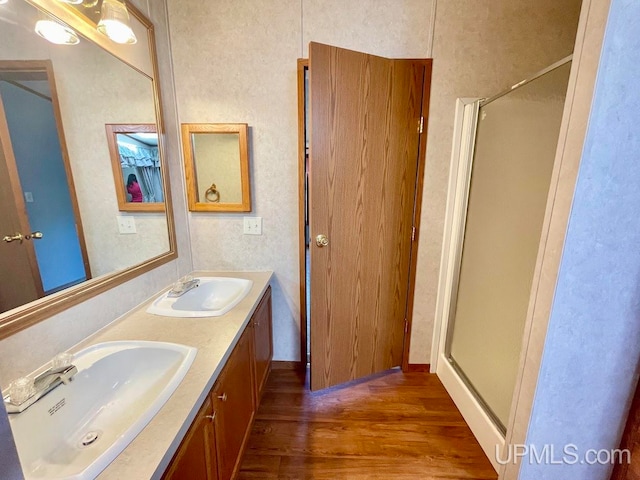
[432,55,573,469]
[436,56,574,369]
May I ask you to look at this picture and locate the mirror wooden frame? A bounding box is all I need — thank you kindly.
[106,123,165,213]
[0,1,177,341]
[181,123,251,212]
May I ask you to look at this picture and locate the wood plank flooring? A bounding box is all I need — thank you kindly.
[238,368,497,479]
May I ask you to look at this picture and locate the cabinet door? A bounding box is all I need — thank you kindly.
[214,328,256,480]
[163,396,217,480]
[252,286,273,401]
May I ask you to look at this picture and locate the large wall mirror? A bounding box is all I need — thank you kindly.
[181,123,251,212]
[0,0,176,339]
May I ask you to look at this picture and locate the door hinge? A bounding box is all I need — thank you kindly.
[411,226,416,242]
[404,318,409,333]
[419,116,424,134]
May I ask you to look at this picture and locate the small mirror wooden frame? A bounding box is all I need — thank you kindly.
[181,123,251,212]
[106,123,165,212]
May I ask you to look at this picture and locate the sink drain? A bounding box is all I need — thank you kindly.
[80,431,100,447]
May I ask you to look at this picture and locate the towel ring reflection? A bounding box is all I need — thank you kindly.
[205,183,220,203]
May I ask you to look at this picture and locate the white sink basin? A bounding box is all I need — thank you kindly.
[8,340,196,480]
[146,277,253,318]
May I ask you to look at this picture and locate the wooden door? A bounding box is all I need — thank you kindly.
[308,42,427,390]
[0,93,43,311]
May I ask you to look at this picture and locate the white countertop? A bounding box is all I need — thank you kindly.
[73,271,274,480]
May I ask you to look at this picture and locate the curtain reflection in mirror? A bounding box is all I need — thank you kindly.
[116,136,163,203]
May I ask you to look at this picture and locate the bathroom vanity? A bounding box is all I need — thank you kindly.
[162,279,273,480]
[46,271,274,480]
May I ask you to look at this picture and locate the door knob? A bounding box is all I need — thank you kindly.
[24,231,43,240]
[3,233,23,243]
[315,234,329,247]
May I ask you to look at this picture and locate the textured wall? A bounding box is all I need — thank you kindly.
[520,0,640,477]
[411,0,583,363]
[167,0,433,361]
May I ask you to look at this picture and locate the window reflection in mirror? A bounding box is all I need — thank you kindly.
[106,124,165,212]
[182,123,251,212]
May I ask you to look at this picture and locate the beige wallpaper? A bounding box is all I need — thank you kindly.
[410,0,583,364]
[168,0,579,363]
[167,0,434,361]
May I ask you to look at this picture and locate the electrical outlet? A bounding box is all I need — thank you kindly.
[24,192,33,203]
[117,216,136,234]
[243,217,262,235]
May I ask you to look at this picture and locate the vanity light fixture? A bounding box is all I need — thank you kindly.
[0,0,9,5]
[35,16,80,45]
[97,0,137,44]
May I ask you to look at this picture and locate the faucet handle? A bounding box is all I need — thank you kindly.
[9,377,35,405]
[52,352,74,369]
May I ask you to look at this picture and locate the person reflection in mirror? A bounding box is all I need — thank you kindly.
[127,174,143,202]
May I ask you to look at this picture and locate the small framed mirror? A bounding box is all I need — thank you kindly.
[106,123,165,212]
[181,123,251,212]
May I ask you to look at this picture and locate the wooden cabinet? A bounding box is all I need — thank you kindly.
[252,286,272,402]
[163,287,272,480]
[163,396,218,480]
[213,327,256,480]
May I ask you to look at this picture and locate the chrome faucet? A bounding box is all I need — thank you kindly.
[4,363,77,414]
[167,276,200,297]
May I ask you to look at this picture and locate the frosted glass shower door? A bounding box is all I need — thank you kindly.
[446,62,571,431]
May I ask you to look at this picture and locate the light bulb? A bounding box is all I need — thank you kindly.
[97,0,137,44]
[35,18,80,45]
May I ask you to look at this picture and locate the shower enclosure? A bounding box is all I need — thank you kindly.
[441,58,572,436]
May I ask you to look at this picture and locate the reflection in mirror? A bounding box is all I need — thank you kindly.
[0,0,175,337]
[181,123,251,212]
[0,60,91,312]
[106,124,164,212]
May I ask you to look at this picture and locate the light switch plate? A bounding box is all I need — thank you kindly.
[24,192,33,203]
[243,217,262,235]
[117,216,136,234]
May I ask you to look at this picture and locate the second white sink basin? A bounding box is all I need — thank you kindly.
[146,277,253,318]
[8,340,196,480]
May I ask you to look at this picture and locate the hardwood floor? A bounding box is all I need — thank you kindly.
[238,367,497,479]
